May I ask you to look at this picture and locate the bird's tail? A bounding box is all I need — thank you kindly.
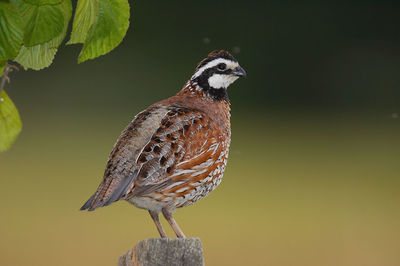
[80,170,138,211]
[80,194,95,211]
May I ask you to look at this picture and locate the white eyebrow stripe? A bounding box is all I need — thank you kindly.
[191,58,238,79]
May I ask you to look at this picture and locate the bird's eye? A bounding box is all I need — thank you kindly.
[217,63,226,70]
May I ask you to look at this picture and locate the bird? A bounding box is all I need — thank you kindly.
[80,50,246,238]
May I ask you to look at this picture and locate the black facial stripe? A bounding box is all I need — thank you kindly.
[220,69,233,75]
[193,66,231,102]
[193,68,214,89]
[202,67,232,77]
[217,63,227,70]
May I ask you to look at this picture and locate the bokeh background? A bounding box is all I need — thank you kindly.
[1,1,400,265]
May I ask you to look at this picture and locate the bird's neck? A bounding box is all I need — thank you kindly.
[178,79,230,103]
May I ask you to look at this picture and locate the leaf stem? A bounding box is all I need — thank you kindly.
[0,62,18,97]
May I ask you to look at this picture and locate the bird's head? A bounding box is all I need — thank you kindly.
[191,50,246,101]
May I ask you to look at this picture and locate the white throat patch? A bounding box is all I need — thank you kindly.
[208,74,239,89]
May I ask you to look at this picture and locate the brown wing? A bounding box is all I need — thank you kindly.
[81,105,171,211]
[126,106,229,199]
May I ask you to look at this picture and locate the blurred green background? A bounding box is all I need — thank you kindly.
[1,1,400,265]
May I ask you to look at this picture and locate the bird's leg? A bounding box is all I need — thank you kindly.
[148,210,167,238]
[162,208,186,238]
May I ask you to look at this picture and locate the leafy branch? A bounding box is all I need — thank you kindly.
[0,0,131,151]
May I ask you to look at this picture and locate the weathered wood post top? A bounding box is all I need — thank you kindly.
[118,238,204,266]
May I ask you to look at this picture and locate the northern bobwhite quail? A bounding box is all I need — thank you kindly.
[80,50,246,238]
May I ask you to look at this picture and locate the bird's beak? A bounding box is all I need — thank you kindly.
[232,66,247,77]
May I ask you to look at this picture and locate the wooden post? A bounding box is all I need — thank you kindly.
[117,238,204,266]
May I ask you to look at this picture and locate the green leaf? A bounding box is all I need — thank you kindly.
[0,3,23,61]
[0,90,22,151]
[77,0,130,63]
[23,3,65,47]
[24,0,61,5]
[15,0,71,70]
[14,43,58,70]
[67,0,98,45]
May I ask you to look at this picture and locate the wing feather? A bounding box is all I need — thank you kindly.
[80,105,170,211]
[127,106,222,197]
